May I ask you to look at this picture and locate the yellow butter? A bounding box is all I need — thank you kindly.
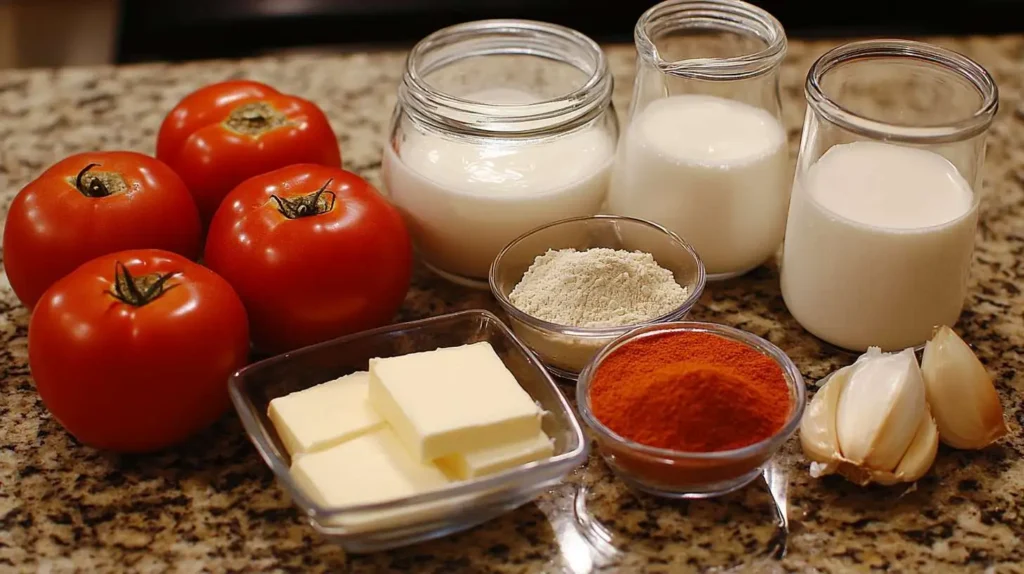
[268,372,384,456]
[290,428,450,527]
[368,342,542,462]
[437,430,554,480]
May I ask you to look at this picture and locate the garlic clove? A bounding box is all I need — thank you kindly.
[835,348,926,472]
[830,413,937,486]
[801,348,940,487]
[800,365,849,474]
[892,408,939,483]
[921,326,1007,449]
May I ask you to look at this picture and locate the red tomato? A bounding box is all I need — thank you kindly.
[29,249,250,453]
[156,80,341,225]
[204,164,412,354]
[3,151,202,309]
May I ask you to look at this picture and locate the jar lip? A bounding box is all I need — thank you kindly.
[635,0,787,80]
[401,19,613,136]
[806,39,999,144]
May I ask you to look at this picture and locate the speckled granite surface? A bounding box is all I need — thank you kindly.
[0,35,1022,573]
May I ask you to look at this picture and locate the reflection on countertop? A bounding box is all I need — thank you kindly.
[1,35,1023,572]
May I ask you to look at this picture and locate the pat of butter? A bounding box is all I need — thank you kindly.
[290,428,450,524]
[368,342,542,462]
[268,372,384,456]
[437,431,555,480]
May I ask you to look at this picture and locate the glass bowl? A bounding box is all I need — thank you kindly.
[576,322,806,499]
[229,310,588,553]
[489,215,706,380]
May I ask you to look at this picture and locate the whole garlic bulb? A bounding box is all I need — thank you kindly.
[921,326,1007,449]
[800,348,939,486]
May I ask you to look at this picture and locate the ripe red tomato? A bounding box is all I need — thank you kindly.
[156,80,341,225]
[28,249,250,453]
[204,164,412,354]
[3,151,202,309]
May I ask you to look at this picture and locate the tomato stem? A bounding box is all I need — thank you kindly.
[107,261,180,306]
[224,101,289,135]
[269,179,336,219]
[75,163,112,198]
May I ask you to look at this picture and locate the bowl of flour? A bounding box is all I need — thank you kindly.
[489,215,706,380]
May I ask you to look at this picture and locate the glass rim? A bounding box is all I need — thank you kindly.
[805,39,999,144]
[489,214,708,336]
[400,19,614,136]
[635,0,787,80]
[576,321,807,462]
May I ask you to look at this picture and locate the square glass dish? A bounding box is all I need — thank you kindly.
[229,310,588,552]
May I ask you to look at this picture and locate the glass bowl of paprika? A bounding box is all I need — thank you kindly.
[576,321,805,499]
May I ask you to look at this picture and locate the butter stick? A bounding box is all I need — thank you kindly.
[437,430,554,480]
[268,372,384,456]
[368,342,542,462]
[290,428,450,525]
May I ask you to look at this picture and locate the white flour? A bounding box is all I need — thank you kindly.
[508,248,689,328]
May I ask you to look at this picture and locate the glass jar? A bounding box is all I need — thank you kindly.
[781,40,998,352]
[382,20,618,288]
[606,0,788,280]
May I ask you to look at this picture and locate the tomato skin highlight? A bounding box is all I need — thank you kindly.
[28,249,250,453]
[3,151,202,309]
[156,80,341,225]
[204,164,413,355]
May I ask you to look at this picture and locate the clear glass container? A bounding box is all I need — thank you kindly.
[780,40,998,352]
[606,0,789,280]
[577,322,805,499]
[229,310,588,552]
[383,19,618,289]
[490,215,705,380]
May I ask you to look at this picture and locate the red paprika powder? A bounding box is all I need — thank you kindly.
[589,331,790,452]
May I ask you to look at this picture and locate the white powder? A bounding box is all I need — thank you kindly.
[508,248,690,328]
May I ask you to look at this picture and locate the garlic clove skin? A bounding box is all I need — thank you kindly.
[921,326,1007,450]
[833,461,898,487]
[835,348,927,472]
[809,461,833,479]
[800,365,849,475]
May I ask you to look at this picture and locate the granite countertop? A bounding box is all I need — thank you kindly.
[1,35,1022,573]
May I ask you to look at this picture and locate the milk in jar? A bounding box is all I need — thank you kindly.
[383,88,615,282]
[606,94,789,278]
[384,20,618,286]
[781,141,977,351]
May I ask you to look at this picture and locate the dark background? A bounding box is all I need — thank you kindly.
[117,0,1024,63]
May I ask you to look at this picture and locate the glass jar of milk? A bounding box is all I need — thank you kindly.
[383,20,618,287]
[606,0,789,280]
[781,40,998,352]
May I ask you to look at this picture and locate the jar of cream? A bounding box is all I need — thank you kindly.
[382,19,618,288]
[781,40,998,352]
